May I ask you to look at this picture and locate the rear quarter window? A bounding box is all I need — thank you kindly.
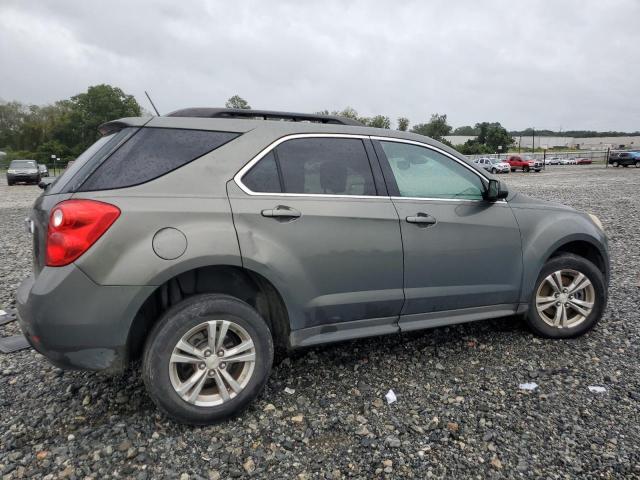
[78,128,239,191]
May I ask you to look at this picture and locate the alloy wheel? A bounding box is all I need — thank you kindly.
[168,320,256,406]
[535,269,595,329]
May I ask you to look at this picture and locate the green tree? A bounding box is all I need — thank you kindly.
[452,125,478,135]
[411,113,452,141]
[62,84,141,152]
[366,115,391,129]
[225,95,251,109]
[475,122,514,153]
[397,117,409,131]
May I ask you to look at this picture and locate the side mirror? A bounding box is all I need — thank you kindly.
[484,179,508,202]
[38,178,54,190]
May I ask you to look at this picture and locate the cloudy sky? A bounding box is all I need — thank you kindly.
[1,0,638,131]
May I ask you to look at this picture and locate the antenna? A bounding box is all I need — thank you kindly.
[145,91,161,116]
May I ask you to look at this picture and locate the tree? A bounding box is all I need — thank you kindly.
[411,113,452,141]
[475,122,514,153]
[225,95,251,109]
[62,84,141,152]
[366,115,391,129]
[452,125,478,135]
[397,117,409,131]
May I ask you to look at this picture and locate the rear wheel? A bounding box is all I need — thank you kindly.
[612,161,619,167]
[635,161,640,168]
[142,294,274,425]
[525,254,606,338]
[523,166,530,172]
[491,167,498,174]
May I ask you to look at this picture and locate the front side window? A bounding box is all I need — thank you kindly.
[380,141,484,200]
[241,137,376,196]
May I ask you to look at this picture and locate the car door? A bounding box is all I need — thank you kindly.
[372,137,523,331]
[227,134,404,346]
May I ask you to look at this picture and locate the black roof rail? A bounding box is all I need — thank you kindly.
[166,108,364,126]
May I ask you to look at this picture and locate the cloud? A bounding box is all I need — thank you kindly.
[1,0,638,131]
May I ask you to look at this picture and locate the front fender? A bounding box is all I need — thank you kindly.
[511,205,608,303]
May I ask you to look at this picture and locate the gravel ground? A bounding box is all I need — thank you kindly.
[1,165,639,479]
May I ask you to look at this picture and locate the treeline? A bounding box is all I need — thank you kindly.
[0,84,141,165]
[3,87,633,167]
[508,128,640,138]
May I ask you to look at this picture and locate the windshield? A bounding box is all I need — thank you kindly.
[10,160,37,168]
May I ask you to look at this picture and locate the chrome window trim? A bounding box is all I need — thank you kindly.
[233,133,379,199]
[233,133,504,203]
[370,135,490,182]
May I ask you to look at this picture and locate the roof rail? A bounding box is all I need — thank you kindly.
[166,108,364,126]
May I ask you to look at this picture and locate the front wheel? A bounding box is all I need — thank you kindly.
[635,161,640,168]
[612,161,619,167]
[525,253,606,338]
[143,294,274,425]
[491,168,498,174]
[523,166,530,172]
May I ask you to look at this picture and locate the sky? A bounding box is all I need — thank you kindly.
[1,0,639,132]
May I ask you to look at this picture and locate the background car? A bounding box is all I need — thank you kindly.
[559,158,576,165]
[38,164,49,177]
[6,159,41,185]
[576,158,592,165]
[545,157,560,165]
[506,155,542,172]
[609,151,640,168]
[473,157,510,174]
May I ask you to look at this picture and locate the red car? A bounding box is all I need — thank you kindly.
[506,155,542,172]
[576,158,592,165]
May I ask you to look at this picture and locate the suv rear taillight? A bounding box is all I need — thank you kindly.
[46,199,120,267]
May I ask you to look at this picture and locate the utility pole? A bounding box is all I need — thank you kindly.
[532,128,535,153]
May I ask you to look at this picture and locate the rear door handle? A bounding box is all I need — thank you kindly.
[406,213,436,225]
[261,206,301,219]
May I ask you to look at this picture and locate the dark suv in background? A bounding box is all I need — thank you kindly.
[608,151,640,168]
[7,159,41,185]
[17,108,609,424]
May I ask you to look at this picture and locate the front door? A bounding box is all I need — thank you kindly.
[373,138,523,331]
[228,135,404,345]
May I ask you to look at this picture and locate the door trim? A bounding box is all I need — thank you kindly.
[289,315,399,347]
[399,304,519,332]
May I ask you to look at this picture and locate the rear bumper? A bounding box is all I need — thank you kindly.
[16,264,154,372]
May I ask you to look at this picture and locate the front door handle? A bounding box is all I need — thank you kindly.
[406,213,436,225]
[261,206,302,219]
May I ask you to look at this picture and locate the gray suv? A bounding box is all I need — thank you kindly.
[17,108,609,424]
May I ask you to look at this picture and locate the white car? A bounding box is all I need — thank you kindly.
[546,157,560,165]
[474,157,510,174]
[559,158,576,165]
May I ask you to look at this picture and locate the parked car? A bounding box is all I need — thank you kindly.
[6,159,41,185]
[17,108,609,424]
[38,164,49,177]
[545,157,560,165]
[559,158,577,165]
[576,158,592,165]
[473,157,510,174]
[506,155,542,172]
[609,151,640,168]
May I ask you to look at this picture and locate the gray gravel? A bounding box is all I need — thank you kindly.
[1,165,639,479]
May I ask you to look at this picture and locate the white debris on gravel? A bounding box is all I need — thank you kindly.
[588,386,607,393]
[518,382,539,391]
[385,389,397,404]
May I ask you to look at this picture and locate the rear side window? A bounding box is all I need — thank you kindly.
[242,151,282,193]
[79,128,239,191]
[241,137,376,196]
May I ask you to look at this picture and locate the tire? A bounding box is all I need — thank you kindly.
[525,253,606,339]
[491,168,497,174]
[523,166,530,172]
[511,168,516,173]
[635,161,640,168]
[612,161,619,167]
[7,181,14,186]
[142,293,274,425]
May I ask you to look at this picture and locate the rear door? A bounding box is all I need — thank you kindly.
[372,138,523,331]
[228,134,404,345]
